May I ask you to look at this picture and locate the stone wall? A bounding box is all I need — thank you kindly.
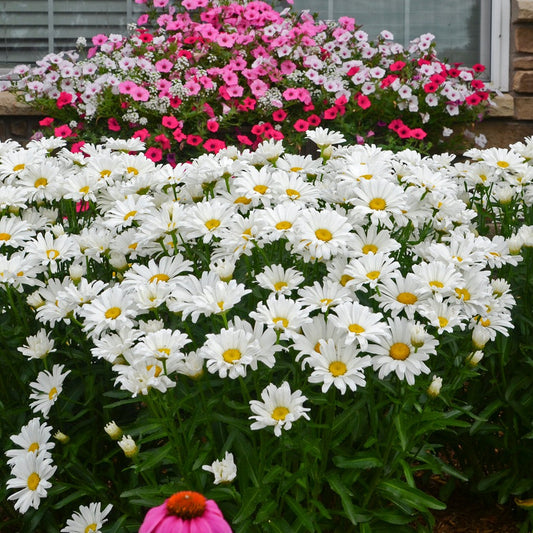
[0,92,42,144]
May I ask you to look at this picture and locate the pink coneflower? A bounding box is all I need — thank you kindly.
[139,491,231,533]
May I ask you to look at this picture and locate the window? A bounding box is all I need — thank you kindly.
[292,0,510,90]
[0,0,143,69]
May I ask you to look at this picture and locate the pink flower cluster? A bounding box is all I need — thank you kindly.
[4,0,491,162]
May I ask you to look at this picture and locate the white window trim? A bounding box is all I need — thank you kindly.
[488,0,511,92]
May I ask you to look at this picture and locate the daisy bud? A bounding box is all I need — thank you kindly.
[27,292,45,309]
[51,224,66,237]
[118,435,138,458]
[427,376,442,398]
[210,258,235,282]
[491,278,510,297]
[472,326,491,350]
[410,324,426,348]
[467,350,484,366]
[69,263,85,282]
[54,431,70,444]
[494,185,513,205]
[507,234,523,255]
[202,452,237,485]
[104,421,123,440]
[109,252,128,271]
[320,145,334,160]
[518,225,533,247]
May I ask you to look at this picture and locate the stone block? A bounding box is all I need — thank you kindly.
[513,56,533,69]
[516,0,533,21]
[487,94,515,117]
[471,119,533,148]
[0,91,41,116]
[513,70,533,92]
[514,96,533,119]
[515,27,533,53]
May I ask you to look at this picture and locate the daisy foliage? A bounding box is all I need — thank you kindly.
[0,131,532,531]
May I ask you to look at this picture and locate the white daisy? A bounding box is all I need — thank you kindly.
[29,364,71,418]
[17,329,56,360]
[6,418,55,466]
[255,264,305,295]
[6,452,57,514]
[61,502,113,533]
[202,452,237,485]
[249,382,310,437]
[303,339,372,394]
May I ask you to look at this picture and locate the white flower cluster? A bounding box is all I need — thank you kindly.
[0,130,529,446]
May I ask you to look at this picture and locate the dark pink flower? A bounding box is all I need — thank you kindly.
[203,138,226,153]
[139,491,231,533]
[145,147,163,162]
[39,117,54,127]
[307,114,321,127]
[162,116,180,129]
[293,119,309,132]
[356,94,371,110]
[237,134,253,145]
[206,119,219,133]
[409,128,427,140]
[397,125,412,139]
[390,61,406,72]
[108,118,121,132]
[323,107,338,120]
[155,134,171,150]
[272,109,287,122]
[186,134,203,146]
[54,125,73,138]
[133,129,151,141]
[56,92,73,109]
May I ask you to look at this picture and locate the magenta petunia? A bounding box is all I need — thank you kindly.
[139,491,232,533]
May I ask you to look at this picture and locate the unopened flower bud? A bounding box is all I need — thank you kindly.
[109,252,128,271]
[69,263,85,282]
[54,431,70,444]
[410,325,426,348]
[118,435,138,458]
[427,376,443,398]
[472,326,491,349]
[467,350,484,366]
[507,235,523,255]
[104,421,123,440]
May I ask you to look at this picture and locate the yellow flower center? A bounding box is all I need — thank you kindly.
[272,406,290,421]
[362,244,378,254]
[205,219,221,230]
[480,318,491,327]
[275,221,292,230]
[329,361,347,377]
[429,280,444,289]
[13,163,25,172]
[314,342,321,353]
[79,185,90,194]
[369,198,386,210]
[217,301,225,311]
[455,287,471,301]
[315,228,332,241]
[85,524,98,533]
[366,270,380,280]
[234,196,252,204]
[320,298,333,306]
[253,184,268,194]
[28,442,39,453]
[46,249,60,260]
[274,281,288,291]
[222,348,242,363]
[286,188,301,198]
[290,166,303,172]
[438,316,449,328]
[0,232,11,241]
[158,347,171,356]
[27,472,40,491]
[48,387,58,400]
[34,177,48,188]
[389,342,410,360]
[496,161,509,168]
[127,166,139,175]
[348,323,365,334]
[123,210,137,221]
[273,316,289,328]
[100,169,112,178]
[397,292,418,305]
[340,274,353,287]
[479,174,487,182]
[146,364,162,377]
[149,273,170,283]
[128,242,138,250]
[105,307,121,319]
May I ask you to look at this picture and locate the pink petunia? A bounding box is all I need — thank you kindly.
[186,134,203,146]
[56,92,73,109]
[155,59,173,73]
[356,94,371,110]
[410,128,427,140]
[155,134,171,150]
[39,117,54,127]
[119,81,137,95]
[133,129,151,141]
[92,34,108,46]
[203,138,226,153]
[108,118,121,132]
[250,79,269,98]
[272,109,287,122]
[173,129,187,142]
[145,147,163,162]
[206,119,219,133]
[237,134,253,146]
[131,86,150,102]
[293,119,309,132]
[162,116,180,129]
[54,125,73,138]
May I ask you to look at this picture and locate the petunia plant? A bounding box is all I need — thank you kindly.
[0,129,531,532]
[1,0,492,164]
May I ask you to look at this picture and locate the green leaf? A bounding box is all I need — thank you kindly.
[136,442,174,472]
[232,487,263,524]
[371,508,416,525]
[285,495,316,532]
[394,414,408,451]
[377,479,446,512]
[328,473,370,525]
[333,453,383,470]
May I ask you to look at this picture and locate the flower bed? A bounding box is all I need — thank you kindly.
[1,0,492,163]
[1,129,532,531]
